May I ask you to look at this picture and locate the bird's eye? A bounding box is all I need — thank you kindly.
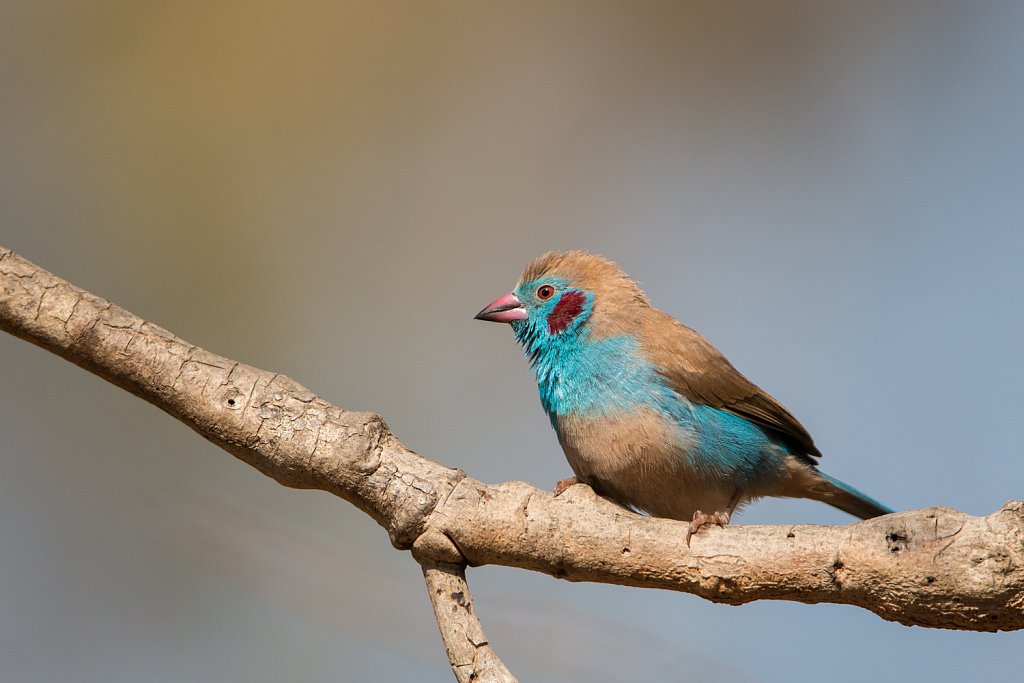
[536,285,555,300]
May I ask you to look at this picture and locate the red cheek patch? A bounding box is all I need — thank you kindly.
[547,290,586,334]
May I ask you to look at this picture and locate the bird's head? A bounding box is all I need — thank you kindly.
[475,251,649,349]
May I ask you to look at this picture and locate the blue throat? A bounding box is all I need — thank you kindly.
[512,316,662,419]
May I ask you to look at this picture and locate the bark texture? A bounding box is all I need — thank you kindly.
[420,558,518,683]
[2,243,1022,675]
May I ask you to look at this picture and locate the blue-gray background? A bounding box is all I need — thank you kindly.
[2,2,1021,681]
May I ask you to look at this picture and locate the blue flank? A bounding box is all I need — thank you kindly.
[511,285,790,490]
[685,404,790,487]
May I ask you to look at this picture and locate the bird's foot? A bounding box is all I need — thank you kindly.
[553,476,580,496]
[686,509,732,546]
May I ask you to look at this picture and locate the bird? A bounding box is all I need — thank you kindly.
[475,251,892,543]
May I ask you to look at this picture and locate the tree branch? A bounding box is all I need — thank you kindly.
[1,243,1021,677]
[413,527,517,681]
[420,558,518,683]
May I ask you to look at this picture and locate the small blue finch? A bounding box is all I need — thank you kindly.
[476,251,892,542]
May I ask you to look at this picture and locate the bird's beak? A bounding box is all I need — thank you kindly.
[474,292,527,323]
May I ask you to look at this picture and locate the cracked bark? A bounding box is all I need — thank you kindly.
[1,245,1022,680]
[418,550,518,683]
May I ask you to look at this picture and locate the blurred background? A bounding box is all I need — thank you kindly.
[2,1,1022,681]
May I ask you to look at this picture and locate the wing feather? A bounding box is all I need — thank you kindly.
[641,310,821,458]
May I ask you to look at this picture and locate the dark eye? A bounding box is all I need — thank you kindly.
[536,284,555,300]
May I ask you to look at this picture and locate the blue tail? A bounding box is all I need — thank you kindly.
[812,472,893,520]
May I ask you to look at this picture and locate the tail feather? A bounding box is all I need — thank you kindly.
[809,472,893,520]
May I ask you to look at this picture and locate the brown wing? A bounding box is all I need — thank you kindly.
[641,309,822,458]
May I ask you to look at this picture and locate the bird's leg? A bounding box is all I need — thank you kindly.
[553,476,580,496]
[686,489,743,546]
[723,487,742,519]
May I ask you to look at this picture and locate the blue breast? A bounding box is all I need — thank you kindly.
[530,333,663,417]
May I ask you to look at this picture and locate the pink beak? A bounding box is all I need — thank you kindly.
[474,292,527,323]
